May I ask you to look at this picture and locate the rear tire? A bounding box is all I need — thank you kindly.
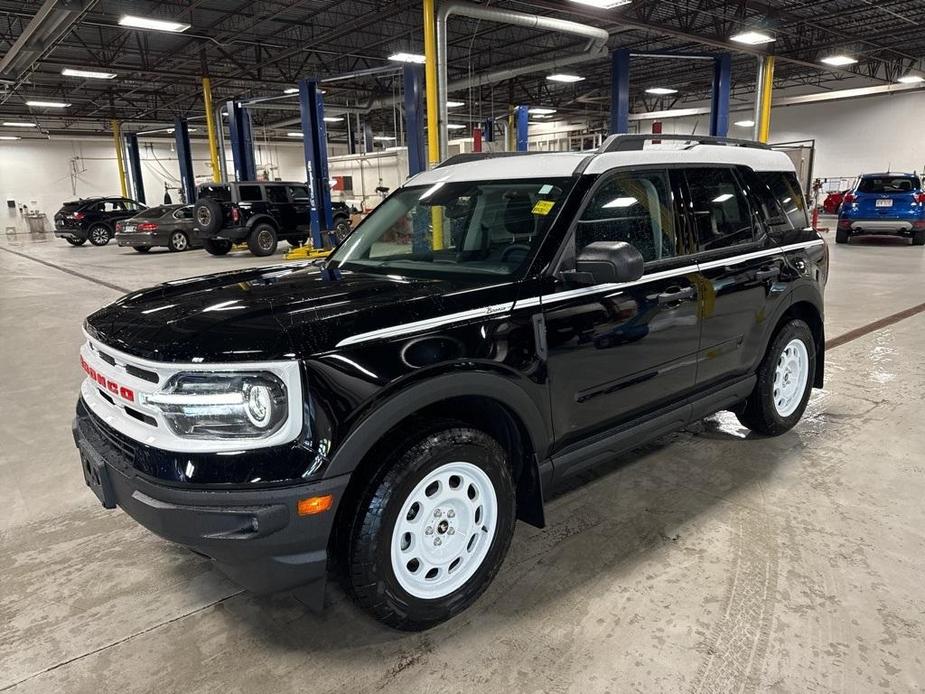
[912,229,925,246]
[736,319,815,436]
[203,238,233,256]
[344,420,516,631]
[168,230,190,252]
[247,223,278,257]
[835,228,849,244]
[88,225,111,246]
[65,237,86,246]
[133,246,151,253]
[194,198,224,236]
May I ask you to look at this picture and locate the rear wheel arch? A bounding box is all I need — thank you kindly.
[769,297,824,388]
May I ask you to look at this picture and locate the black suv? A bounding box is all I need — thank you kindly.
[193,181,352,257]
[73,136,827,631]
[54,196,146,246]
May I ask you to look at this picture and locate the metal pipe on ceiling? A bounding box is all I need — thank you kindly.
[435,0,611,160]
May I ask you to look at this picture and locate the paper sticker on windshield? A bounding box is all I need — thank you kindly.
[538,184,553,194]
[532,200,555,215]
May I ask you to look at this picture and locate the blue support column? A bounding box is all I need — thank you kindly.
[710,54,732,137]
[610,48,631,135]
[124,132,145,204]
[483,118,495,143]
[299,78,334,249]
[225,100,256,181]
[403,64,426,177]
[173,118,195,204]
[514,105,529,152]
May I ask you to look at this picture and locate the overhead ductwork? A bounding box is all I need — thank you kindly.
[435,0,611,158]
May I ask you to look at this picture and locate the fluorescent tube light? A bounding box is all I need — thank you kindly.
[547,74,585,83]
[568,0,632,8]
[528,107,557,115]
[388,52,426,64]
[0,135,21,140]
[730,30,775,45]
[373,135,397,141]
[820,55,857,67]
[119,15,191,32]
[25,100,70,108]
[287,132,304,138]
[323,117,342,123]
[62,68,117,80]
[446,124,466,130]
[897,74,925,84]
[734,120,755,127]
[2,121,36,127]
[446,101,465,108]
[645,87,678,95]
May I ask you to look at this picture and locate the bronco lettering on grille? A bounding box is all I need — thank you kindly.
[81,355,136,402]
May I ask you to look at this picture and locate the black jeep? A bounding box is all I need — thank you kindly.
[192,181,351,257]
[73,136,827,631]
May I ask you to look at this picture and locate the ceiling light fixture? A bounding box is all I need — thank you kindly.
[118,15,191,32]
[373,135,397,141]
[734,119,755,127]
[323,117,342,123]
[62,68,117,79]
[568,0,632,8]
[528,107,557,115]
[388,52,426,64]
[547,74,585,83]
[0,135,21,140]
[446,123,466,130]
[2,121,36,127]
[820,55,857,67]
[645,87,678,95]
[897,74,925,84]
[287,132,304,138]
[25,100,70,108]
[284,88,299,94]
[446,101,465,108]
[730,30,775,45]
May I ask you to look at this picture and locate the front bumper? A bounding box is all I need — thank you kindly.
[72,401,350,602]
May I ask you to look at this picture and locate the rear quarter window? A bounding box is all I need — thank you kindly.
[239,185,263,202]
[757,171,809,230]
[198,185,231,202]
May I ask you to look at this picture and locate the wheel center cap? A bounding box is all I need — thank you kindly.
[437,519,449,534]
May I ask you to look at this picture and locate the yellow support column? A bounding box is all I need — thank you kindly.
[202,76,222,182]
[111,119,127,198]
[423,0,443,249]
[756,55,775,144]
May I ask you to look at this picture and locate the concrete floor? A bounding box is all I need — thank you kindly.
[2,224,925,693]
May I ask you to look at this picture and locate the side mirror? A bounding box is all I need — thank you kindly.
[566,241,644,285]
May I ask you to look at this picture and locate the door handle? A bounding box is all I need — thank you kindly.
[754,266,780,281]
[656,286,695,304]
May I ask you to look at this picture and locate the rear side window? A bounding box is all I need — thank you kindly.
[239,185,263,202]
[577,169,676,262]
[758,171,809,230]
[266,185,288,203]
[136,207,165,219]
[685,168,755,251]
[199,185,231,202]
[857,176,921,193]
[99,200,126,212]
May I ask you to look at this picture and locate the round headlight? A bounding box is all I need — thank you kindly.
[246,384,273,428]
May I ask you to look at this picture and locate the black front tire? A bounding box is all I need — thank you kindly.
[202,238,233,256]
[835,228,849,244]
[344,420,516,631]
[735,319,815,436]
[247,223,278,257]
[133,246,151,253]
[88,225,111,246]
[65,237,86,246]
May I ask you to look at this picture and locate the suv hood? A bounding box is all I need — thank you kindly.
[85,263,507,362]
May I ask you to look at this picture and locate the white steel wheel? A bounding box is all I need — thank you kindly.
[390,461,498,600]
[773,338,809,417]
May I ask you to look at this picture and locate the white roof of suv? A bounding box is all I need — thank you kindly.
[409,137,796,187]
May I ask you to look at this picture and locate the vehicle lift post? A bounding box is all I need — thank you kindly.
[174,118,196,205]
[123,132,146,204]
[514,105,529,152]
[610,48,631,134]
[403,64,426,177]
[298,78,334,250]
[710,54,732,137]
[225,100,257,182]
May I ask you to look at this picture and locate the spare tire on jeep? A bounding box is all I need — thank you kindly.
[194,198,224,236]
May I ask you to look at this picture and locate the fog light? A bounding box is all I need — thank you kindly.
[297,495,334,516]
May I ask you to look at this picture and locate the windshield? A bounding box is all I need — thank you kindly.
[330,177,574,280]
[858,176,921,194]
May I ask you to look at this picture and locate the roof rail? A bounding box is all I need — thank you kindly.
[599,134,771,153]
[434,151,541,169]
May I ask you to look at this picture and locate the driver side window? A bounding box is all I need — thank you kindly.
[577,169,676,263]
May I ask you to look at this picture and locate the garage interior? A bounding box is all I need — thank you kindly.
[2,0,925,692]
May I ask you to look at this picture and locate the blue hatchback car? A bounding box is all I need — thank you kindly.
[837,173,925,245]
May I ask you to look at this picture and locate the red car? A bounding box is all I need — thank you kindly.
[823,190,849,215]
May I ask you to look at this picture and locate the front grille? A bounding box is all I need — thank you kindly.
[125,363,159,384]
[98,351,116,366]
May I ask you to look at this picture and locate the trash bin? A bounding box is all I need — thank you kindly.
[25,213,48,233]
